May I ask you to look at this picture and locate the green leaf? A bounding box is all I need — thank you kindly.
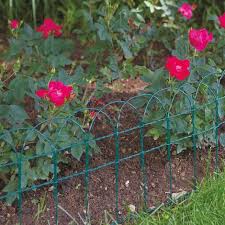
[36,140,44,155]
[1,131,14,146]
[176,144,186,154]
[172,36,189,59]
[220,133,225,147]
[2,176,17,192]
[172,118,188,134]
[207,15,219,21]
[44,142,52,154]
[71,144,84,160]
[25,129,37,142]
[145,127,161,140]
[130,96,148,108]
[108,55,120,80]
[6,77,29,102]
[9,105,28,123]
[218,39,225,48]
[218,100,225,119]
[95,19,112,43]
[5,39,25,59]
[35,158,53,180]
[100,67,112,81]
[117,40,133,59]
[89,139,100,154]
[136,13,145,23]
[2,178,18,205]
[95,80,111,98]
[182,83,196,95]
[47,55,72,68]
[0,105,10,117]
[71,65,86,85]
[22,24,35,39]
[144,1,155,13]
[142,68,166,91]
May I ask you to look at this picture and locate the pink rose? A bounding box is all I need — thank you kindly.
[35,89,49,98]
[218,13,225,29]
[165,56,190,81]
[189,28,213,51]
[35,80,74,107]
[178,3,193,20]
[37,18,62,38]
[9,19,20,29]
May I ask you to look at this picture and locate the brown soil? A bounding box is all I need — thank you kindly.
[0,78,225,225]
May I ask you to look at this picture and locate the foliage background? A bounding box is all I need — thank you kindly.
[0,1,225,32]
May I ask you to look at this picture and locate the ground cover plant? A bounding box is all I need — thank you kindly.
[0,0,225,224]
[127,168,225,225]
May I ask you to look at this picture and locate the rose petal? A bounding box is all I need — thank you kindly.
[35,89,49,98]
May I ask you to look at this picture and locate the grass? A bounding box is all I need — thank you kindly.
[126,170,225,225]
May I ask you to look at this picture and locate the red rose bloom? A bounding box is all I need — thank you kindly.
[35,80,74,107]
[178,3,193,20]
[218,13,225,29]
[48,81,73,106]
[9,19,20,29]
[35,89,49,98]
[188,28,213,52]
[165,56,190,81]
[48,90,65,107]
[37,18,62,38]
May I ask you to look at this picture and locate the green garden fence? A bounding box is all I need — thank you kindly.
[0,72,225,225]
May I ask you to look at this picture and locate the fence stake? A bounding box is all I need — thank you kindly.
[191,105,197,189]
[215,97,219,173]
[52,148,59,225]
[84,135,90,218]
[166,113,172,198]
[114,127,120,222]
[139,121,147,209]
[17,153,23,225]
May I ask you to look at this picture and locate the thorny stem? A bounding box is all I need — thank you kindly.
[82,90,96,128]
[85,91,96,106]
[169,90,180,113]
[81,85,89,103]
[168,76,177,113]
[2,71,15,84]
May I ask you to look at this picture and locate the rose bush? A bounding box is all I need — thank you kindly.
[189,28,213,52]
[0,19,107,203]
[36,80,74,107]
[165,56,190,80]
[138,3,225,154]
[218,13,225,29]
[178,3,193,20]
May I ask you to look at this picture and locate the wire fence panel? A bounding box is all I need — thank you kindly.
[0,74,225,224]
